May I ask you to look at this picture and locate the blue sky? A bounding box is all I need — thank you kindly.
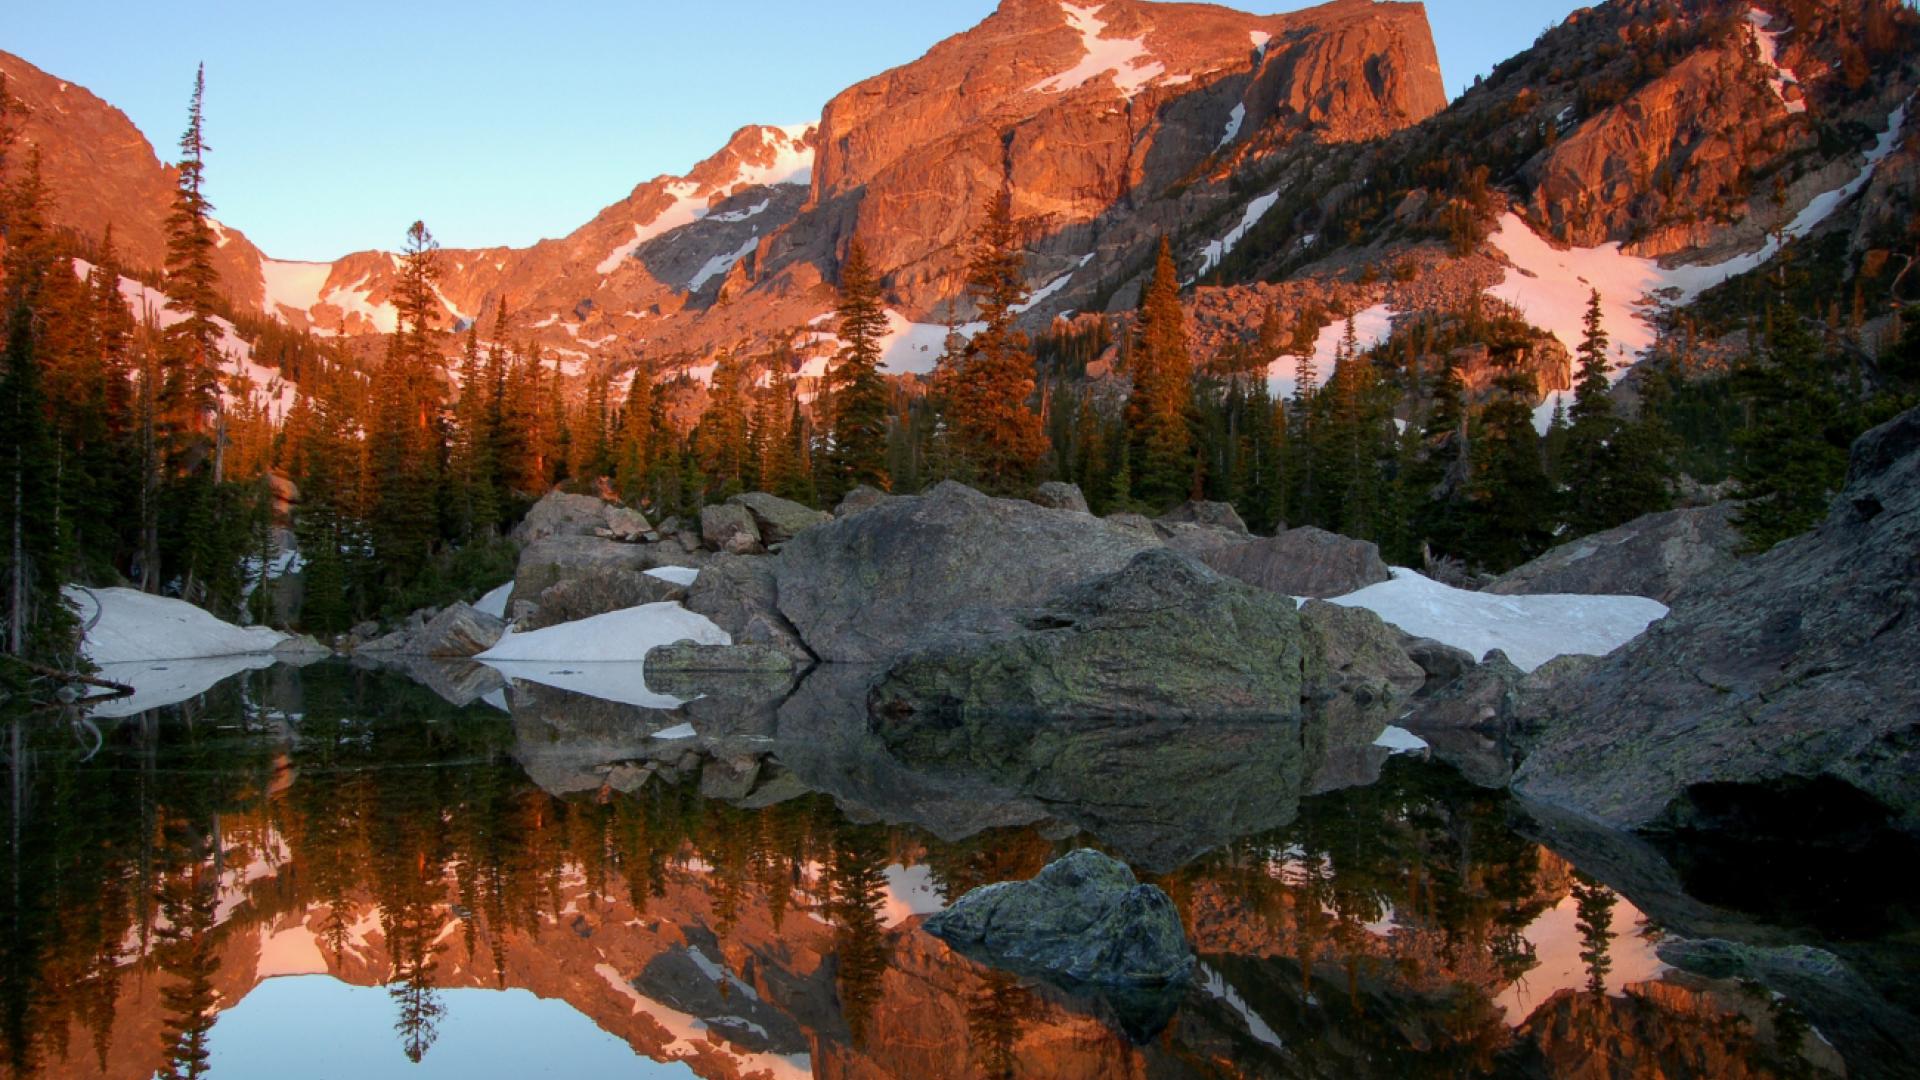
[8,1,1580,261]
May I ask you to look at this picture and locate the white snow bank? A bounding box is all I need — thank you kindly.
[474,582,513,619]
[652,722,698,740]
[1031,3,1166,98]
[479,602,727,662]
[1218,102,1247,149]
[645,566,701,587]
[688,233,759,293]
[1327,569,1667,673]
[476,601,730,709]
[68,586,288,664]
[88,656,277,718]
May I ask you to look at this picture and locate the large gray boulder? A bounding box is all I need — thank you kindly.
[773,481,1160,663]
[510,535,653,615]
[511,490,650,545]
[1157,500,1249,535]
[1487,503,1742,603]
[700,503,762,555]
[1512,407,1920,834]
[683,555,813,663]
[1033,481,1090,513]
[925,849,1193,987]
[869,549,1303,722]
[833,484,895,518]
[726,492,831,545]
[1298,601,1426,731]
[409,602,507,657]
[1201,526,1391,599]
[524,569,685,631]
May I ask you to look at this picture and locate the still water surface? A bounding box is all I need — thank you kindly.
[0,660,1910,1078]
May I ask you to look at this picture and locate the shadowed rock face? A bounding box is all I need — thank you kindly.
[1487,503,1743,603]
[1512,407,1920,835]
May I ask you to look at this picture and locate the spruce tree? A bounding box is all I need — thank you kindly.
[1732,314,1851,550]
[825,239,891,497]
[366,221,445,587]
[1125,237,1197,508]
[940,189,1048,492]
[1466,333,1555,571]
[161,65,223,481]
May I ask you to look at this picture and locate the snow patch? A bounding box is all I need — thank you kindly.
[1031,3,1168,98]
[1196,191,1279,278]
[69,586,287,664]
[1490,98,1909,371]
[1327,569,1667,674]
[1266,302,1394,401]
[688,233,760,293]
[1249,30,1272,60]
[652,723,698,740]
[1745,8,1806,115]
[645,566,701,587]
[259,259,332,317]
[477,602,729,708]
[474,582,513,620]
[1218,102,1247,148]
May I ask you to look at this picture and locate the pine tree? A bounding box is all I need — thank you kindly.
[1732,314,1852,550]
[1125,236,1197,508]
[825,239,892,497]
[0,151,76,659]
[940,189,1048,492]
[613,357,660,504]
[1465,333,1555,571]
[366,221,445,586]
[161,65,223,482]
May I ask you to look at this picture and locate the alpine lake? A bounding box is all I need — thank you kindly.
[1,656,1914,1079]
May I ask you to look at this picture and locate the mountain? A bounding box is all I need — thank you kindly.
[7,0,1917,397]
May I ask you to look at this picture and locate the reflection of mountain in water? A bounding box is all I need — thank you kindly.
[0,661,1895,1078]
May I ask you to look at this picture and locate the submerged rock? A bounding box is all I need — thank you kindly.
[1512,407,1920,834]
[1201,526,1391,599]
[926,849,1194,988]
[1486,503,1741,602]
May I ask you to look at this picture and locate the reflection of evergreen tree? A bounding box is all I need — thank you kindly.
[966,969,1034,1079]
[825,821,890,1045]
[1570,871,1617,996]
[154,858,220,1079]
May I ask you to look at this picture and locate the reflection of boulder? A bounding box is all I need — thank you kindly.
[379,656,508,708]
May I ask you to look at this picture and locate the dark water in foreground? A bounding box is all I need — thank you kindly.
[0,661,1913,1079]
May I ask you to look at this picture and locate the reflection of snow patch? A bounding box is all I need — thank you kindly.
[1372,725,1430,755]
[880,864,947,927]
[1199,964,1285,1050]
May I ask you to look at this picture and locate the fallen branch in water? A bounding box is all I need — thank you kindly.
[13,660,135,699]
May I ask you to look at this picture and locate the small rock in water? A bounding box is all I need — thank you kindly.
[925,848,1194,987]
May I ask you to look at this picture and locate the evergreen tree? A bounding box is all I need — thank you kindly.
[1731,314,1853,550]
[1125,236,1197,507]
[161,65,223,482]
[939,189,1048,492]
[825,239,891,497]
[0,151,76,659]
[1465,328,1555,571]
[366,221,445,586]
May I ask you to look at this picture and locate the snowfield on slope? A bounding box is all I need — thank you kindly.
[1327,569,1667,673]
[68,586,288,664]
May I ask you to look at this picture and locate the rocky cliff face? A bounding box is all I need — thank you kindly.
[10,0,1916,401]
